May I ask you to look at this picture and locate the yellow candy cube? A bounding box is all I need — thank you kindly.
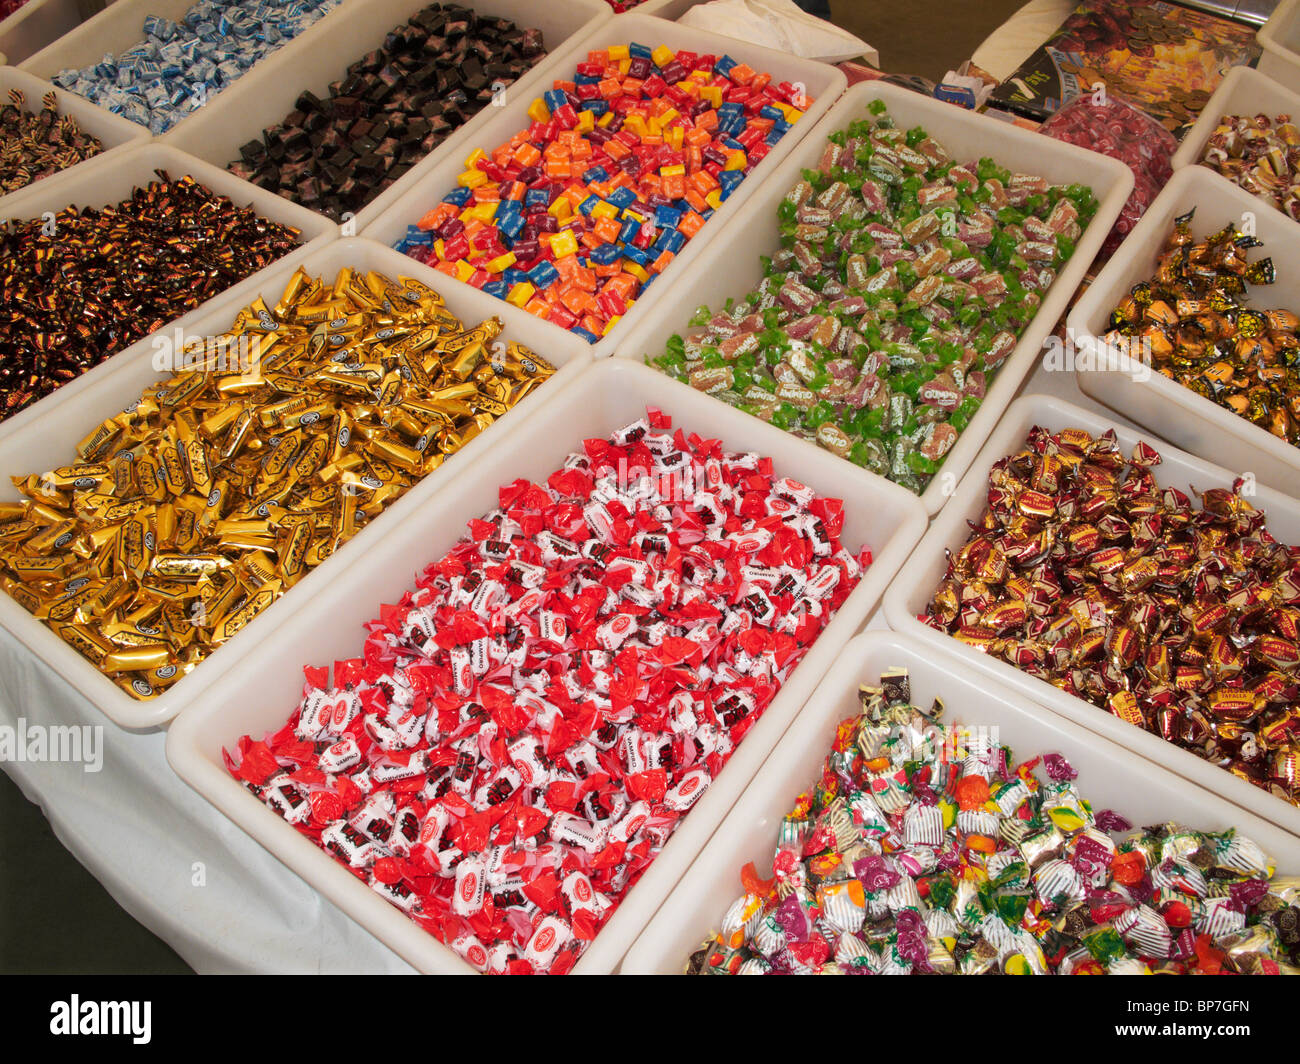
[650,45,675,68]
[485,251,516,273]
[590,200,618,221]
[724,150,747,171]
[526,97,550,124]
[463,147,486,168]
[506,282,536,308]
[454,260,475,282]
[705,189,723,210]
[547,197,573,221]
[659,163,685,178]
[608,44,629,61]
[549,230,579,259]
[457,169,488,189]
[575,110,595,134]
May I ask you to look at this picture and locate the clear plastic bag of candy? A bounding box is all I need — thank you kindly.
[1038,91,1176,258]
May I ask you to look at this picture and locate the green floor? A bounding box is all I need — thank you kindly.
[0,0,1027,975]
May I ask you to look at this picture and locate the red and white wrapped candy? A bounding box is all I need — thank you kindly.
[1038,93,1177,257]
[227,409,872,973]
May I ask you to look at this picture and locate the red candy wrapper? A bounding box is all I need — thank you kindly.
[1038,92,1175,258]
[229,411,871,972]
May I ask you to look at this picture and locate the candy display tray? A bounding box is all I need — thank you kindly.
[1066,165,1300,500]
[362,11,848,360]
[0,0,84,68]
[1258,0,1300,95]
[164,357,928,974]
[0,141,337,448]
[0,236,593,731]
[882,392,1300,840]
[612,81,1133,518]
[1172,65,1300,192]
[164,0,612,232]
[0,64,152,215]
[18,0,354,133]
[620,630,1300,974]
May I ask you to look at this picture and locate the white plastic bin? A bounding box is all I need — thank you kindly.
[1258,0,1300,94]
[1172,65,1300,196]
[1067,165,1300,500]
[883,392,1300,840]
[164,0,611,232]
[630,0,708,19]
[363,11,848,360]
[621,629,1300,974]
[0,142,336,445]
[0,235,592,731]
[19,0,354,132]
[0,0,85,68]
[164,356,929,974]
[0,64,150,213]
[613,81,1133,517]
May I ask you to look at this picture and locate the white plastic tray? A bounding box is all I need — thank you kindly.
[164,356,929,974]
[18,0,353,131]
[883,392,1300,839]
[621,629,1300,974]
[0,142,336,446]
[630,0,708,19]
[0,64,150,213]
[0,0,83,68]
[0,235,592,731]
[613,81,1133,517]
[1067,165,1300,499]
[164,0,611,232]
[1172,65,1300,192]
[1259,0,1300,94]
[362,11,848,359]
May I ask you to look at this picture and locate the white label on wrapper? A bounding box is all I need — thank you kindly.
[609,800,650,844]
[453,856,488,916]
[549,813,607,853]
[596,613,635,651]
[524,915,571,968]
[450,646,473,695]
[452,933,492,972]
[664,767,711,812]
[319,735,361,773]
[539,611,567,644]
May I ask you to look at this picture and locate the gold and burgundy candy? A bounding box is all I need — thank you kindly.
[0,266,555,700]
[1103,209,1300,447]
[0,171,304,422]
[923,426,1300,808]
[0,88,105,197]
[1199,111,1300,223]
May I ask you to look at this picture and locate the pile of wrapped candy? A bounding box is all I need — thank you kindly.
[1199,110,1300,222]
[1037,92,1175,257]
[227,3,547,221]
[691,669,1300,975]
[52,0,346,134]
[0,88,105,196]
[395,42,809,342]
[228,411,871,973]
[0,267,554,701]
[923,426,1300,807]
[1103,210,1300,447]
[0,172,303,421]
[650,101,1096,494]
